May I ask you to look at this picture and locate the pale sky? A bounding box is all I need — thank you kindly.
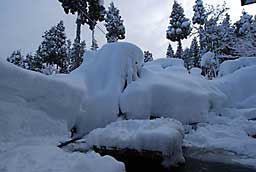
[0,0,256,59]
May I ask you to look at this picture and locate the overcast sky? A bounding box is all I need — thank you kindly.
[0,0,256,59]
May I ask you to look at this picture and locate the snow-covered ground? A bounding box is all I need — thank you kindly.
[0,59,125,172]
[1,42,256,170]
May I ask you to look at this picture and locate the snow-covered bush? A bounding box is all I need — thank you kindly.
[201,51,219,79]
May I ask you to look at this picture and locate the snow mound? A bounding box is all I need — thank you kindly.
[145,58,184,69]
[185,110,256,168]
[86,118,185,166]
[0,144,125,172]
[214,65,256,108]
[200,51,216,67]
[73,42,144,137]
[218,57,256,77]
[120,63,225,124]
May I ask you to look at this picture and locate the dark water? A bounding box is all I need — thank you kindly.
[124,158,256,172]
[94,148,256,172]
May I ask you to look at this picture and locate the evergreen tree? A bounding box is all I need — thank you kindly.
[32,53,43,72]
[58,0,88,43]
[166,1,192,58]
[24,54,34,70]
[36,21,68,73]
[144,51,153,63]
[105,2,125,43]
[87,0,105,48]
[7,50,25,68]
[166,43,175,58]
[190,37,200,68]
[192,0,206,25]
[175,40,183,59]
[183,48,193,70]
[70,39,86,70]
[235,11,253,36]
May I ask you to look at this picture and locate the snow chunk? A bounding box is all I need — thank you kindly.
[218,57,256,77]
[120,64,225,124]
[214,65,256,108]
[74,42,144,137]
[200,51,216,67]
[86,118,185,166]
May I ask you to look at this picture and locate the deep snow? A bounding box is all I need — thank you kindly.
[1,42,256,170]
[86,118,185,166]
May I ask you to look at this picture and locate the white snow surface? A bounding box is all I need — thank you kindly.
[200,51,216,67]
[218,57,256,77]
[120,60,226,124]
[86,118,185,165]
[0,59,125,172]
[214,65,256,108]
[73,42,144,137]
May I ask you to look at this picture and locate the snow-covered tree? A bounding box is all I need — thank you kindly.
[183,48,193,70]
[201,51,219,79]
[36,21,68,73]
[144,51,153,63]
[190,37,200,68]
[166,43,175,58]
[6,50,25,68]
[175,41,183,59]
[235,11,253,36]
[58,0,88,43]
[166,1,192,58]
[105,2,125,43]
[192,0,206,25]
[70,39,86,70]
[91,37,99,51]
[87,0,105,48]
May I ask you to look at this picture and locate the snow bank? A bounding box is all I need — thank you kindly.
[0,59,125,172]
[185,110,256,168]
[86,118,185,166]
[0,144,125,172]
[214,65,256,108]
[73,42,144,137]
[218,57,256,77]
[120,63,225,124]
[145,58,184,69]
[0,59,85,132]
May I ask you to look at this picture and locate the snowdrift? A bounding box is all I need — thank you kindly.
[72,43,144,137]
[0,60,125,172]
[218,57,256,77]
[120,58,225,124]
[214,65,256,108]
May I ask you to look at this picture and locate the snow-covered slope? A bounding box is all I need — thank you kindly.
[0,59,125,172]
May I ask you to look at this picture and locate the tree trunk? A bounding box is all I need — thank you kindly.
[74,12,82,69]
[92,29,95,50]
[76,13,82,44]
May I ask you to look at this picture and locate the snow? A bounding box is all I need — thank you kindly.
[0,58,125,172]
[0,146,125,172]
[214,65,256,108]
[200,51,216,67]
[184,109,256,168]
[86,118,185,166]
[2,41,256,169]
[218,57,256,77]
[120,61,225,124]
[73,42,144,138]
